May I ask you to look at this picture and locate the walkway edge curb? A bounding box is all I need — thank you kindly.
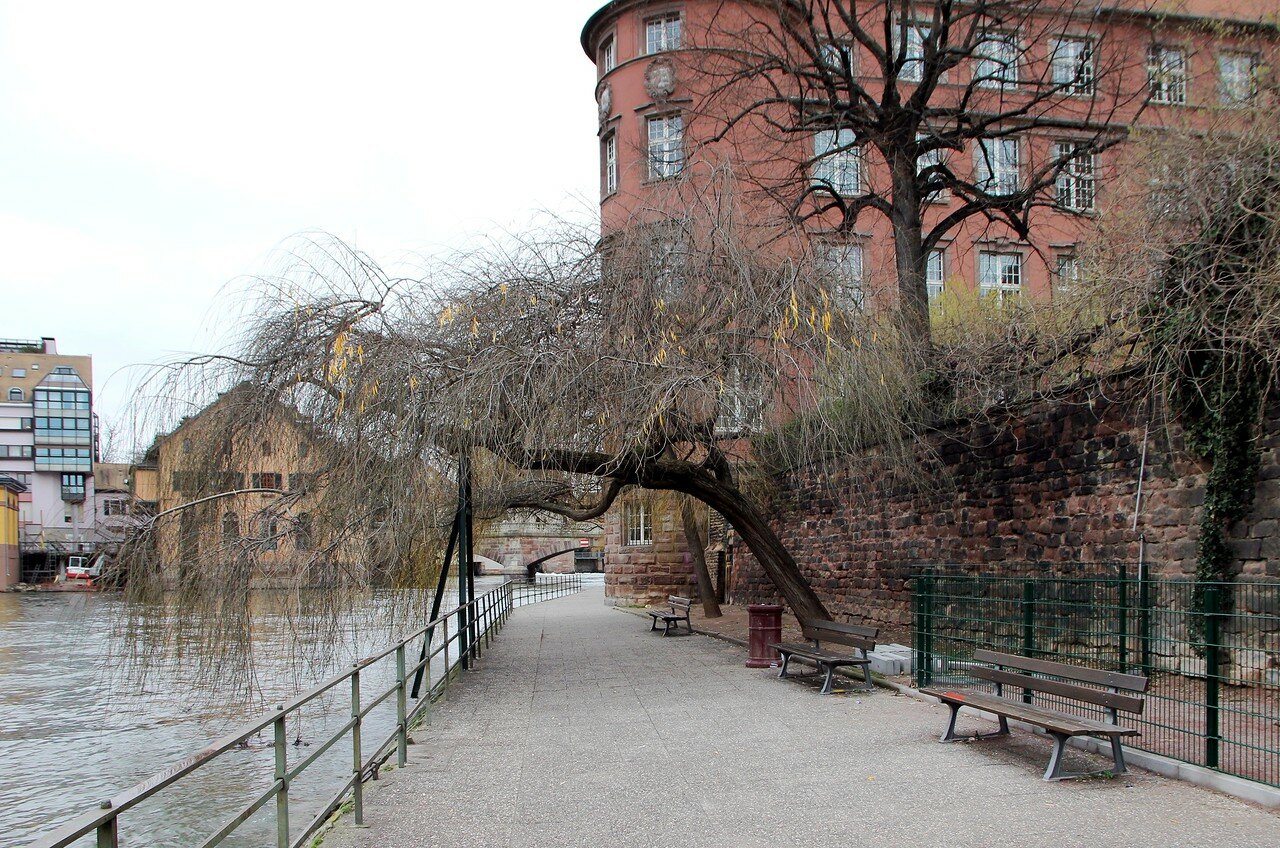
[613,605,1280,810]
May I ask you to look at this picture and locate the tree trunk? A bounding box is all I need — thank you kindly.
[890,154,932,354]
[676,473,830,623]
[680,496,722,618]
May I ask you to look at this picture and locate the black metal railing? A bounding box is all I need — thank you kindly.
[912,565,1280,788]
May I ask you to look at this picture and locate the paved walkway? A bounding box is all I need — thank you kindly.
[323,588,1278,848]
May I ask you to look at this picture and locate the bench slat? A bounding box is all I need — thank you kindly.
[973,649,1148,693]
[969,667,1146,715]
[922,688,1140,738]
[801,620,877,651]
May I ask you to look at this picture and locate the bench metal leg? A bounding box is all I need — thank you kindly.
[663,619,673,636]
[819,664,836,695]
[1044,733,1072,781]
[1110,737,1127,775]
[1043,733,1126,780]
[940,705,1009,743]
[650,616,658,632]
[777,653,791,679]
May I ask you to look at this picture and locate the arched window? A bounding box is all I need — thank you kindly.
[7,388,22,402]
[295,513,313,551]
[260,517,279,551]
[221,512,240,540]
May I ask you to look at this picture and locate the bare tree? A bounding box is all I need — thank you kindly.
[127,184,933,626]
[685,0,1152,346]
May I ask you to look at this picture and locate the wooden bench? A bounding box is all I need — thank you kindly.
[647,596,692,636]
[921,649,1149,781]
[770,620,878,695]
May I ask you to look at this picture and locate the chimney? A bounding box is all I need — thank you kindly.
[41,337,57,354]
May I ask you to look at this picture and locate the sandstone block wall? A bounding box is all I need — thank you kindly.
[730,383,1280,632]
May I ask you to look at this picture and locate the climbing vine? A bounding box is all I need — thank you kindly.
[1148,165,1276,616]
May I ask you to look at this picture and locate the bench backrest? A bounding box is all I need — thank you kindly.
[972,649,1148,716]
[802,619,877,651]
[668,596,693,612]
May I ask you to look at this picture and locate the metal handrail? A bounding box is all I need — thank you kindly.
[32,572,586,848]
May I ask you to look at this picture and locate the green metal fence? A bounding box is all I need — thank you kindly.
[912,565,1280,788]
[33,573,585,848]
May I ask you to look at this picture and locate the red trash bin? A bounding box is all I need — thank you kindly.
[746,604,784,667]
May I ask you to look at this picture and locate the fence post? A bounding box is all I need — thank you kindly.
[351,665,364,825]
[273,707,289,848]
[96,816,118,848]
[1139,562,1152,676]
[395,644,408,768]
[1204,585,1221,769]
[926,571,936,691]
[1117,562,1129,674]
[442,622,451,699]
[1022,580,1035,704]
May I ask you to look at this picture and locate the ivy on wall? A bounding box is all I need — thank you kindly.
[1150,181,1273,616]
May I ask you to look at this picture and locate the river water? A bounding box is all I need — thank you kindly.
[0,579,511,848]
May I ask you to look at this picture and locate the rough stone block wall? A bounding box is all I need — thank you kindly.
[603,493,697,606]
[731,381,1280,633]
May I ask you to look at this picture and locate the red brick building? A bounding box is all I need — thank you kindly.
[580,0,1280,605]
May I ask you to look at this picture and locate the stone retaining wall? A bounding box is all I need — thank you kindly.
[728,380,1280,629]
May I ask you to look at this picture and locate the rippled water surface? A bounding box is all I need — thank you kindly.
[0,581,505,848]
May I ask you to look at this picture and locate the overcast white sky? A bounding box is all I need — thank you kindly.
[0,1,604,456]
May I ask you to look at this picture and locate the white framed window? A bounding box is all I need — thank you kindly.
[1148,45,1187,105]
[979,251,1023,304]
[1050,37,1094,95]
[603,133,618,196]
[975,138,1019,195]
[647,114,684,179]
[645,13,681,54]
[820,243,864,309]
[1055,254,1080,292]
[926,249,945,301]
[917,134,949,203]
[898,20,930,82]
[648,228,688,296]
[812,128,861,195]
[1219,52,1257,106]
[975,32,1019,87]
[716,368,763,435]
[624,501,652,546]
[1054,142,1096,211]
[7,387,22,401]
[600,35,616,73]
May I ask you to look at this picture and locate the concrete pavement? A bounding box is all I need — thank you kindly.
[321,588,1279,848]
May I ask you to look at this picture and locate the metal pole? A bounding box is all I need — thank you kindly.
[274,707,289,848]
[351,666,364,825]
[457,453,471,671]
[463,452,477,664]
[1205,586,1221,769]
[411,519,458,699]
[395,644,408,768]
[1022,580,1035,704]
